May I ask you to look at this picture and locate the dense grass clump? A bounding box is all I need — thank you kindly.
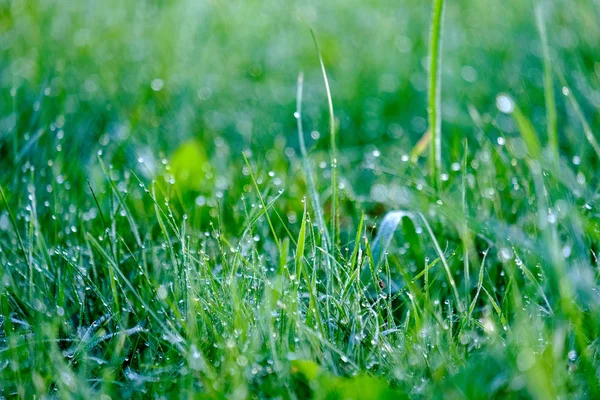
[2,0,600,398]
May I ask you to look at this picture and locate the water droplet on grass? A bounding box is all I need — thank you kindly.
[157,285,168,300]
[151,79,164,91]
[496,94,515,114]
[499,248,512,261]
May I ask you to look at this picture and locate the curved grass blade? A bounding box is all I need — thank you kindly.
[371,211,410,268]
[367,211,416,293]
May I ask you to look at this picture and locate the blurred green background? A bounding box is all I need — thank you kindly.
[3,1,600,159]
[1,0,600,229]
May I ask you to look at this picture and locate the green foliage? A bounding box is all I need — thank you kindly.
[291,360,409,399]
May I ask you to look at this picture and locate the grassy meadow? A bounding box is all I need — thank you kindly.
[2,0,600,398]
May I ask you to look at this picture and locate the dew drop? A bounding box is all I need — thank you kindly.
[496,94,515,114]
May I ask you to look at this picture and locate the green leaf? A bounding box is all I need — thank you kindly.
[331,374,409,400]
[371,211,410,267]
[291,359,321,381]
[291,360,408,400]
[366,210,416,292]
[168,140,211,191]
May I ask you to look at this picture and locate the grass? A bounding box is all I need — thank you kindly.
[2,0,600,398]
[427,0,445,188]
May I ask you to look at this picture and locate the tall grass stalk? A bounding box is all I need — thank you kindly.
[427,0,446,188]
[295,72,330,250]
[535,4,559,161]
[311,30,338,249]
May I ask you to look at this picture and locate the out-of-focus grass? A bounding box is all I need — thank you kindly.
[1,0,600,398]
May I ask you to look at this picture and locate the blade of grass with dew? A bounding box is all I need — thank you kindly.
[278,236,290,277]
[419,212,465,313]
[240,190,286,241]
[295,202,307,285]
[296,72,330,250]
[151,184,182,297]
[482,287,508,332]
[462,138,470,304]
[97,155,142,248]
[242,152,281,253]
[363,234,382,298]
[555,70,600,161]
[85,232,187,354]
[310,29,338,249]
[0,185,30,272]
[498,94,543,159]
[340,212,365,301]
[85,233,121,319]
[464,247,486,326]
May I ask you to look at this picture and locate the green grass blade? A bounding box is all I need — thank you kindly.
[242,152,281,253]
[296,72,330,249]
[295,203,307,284]
[428,0,446,188]
[535,4,558,160]
[498,94,543,159]
[419,212,464,313]
[468,249,488,318]
[556,71,600,161]
[310,29,338,248]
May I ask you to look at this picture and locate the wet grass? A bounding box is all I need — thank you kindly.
[2,0,600,398]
